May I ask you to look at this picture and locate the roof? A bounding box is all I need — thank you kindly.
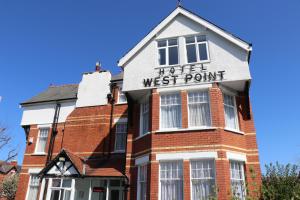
[21,84,78,105]
[0,161,21,174]
[118,6,252,67]
[111,71,124,82]
[39,149,124,177]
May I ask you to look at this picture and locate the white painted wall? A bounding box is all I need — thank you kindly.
[21,101,76,126]
[76,71,111,107]
[122,15,251,92]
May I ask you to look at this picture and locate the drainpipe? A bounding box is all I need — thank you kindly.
[107,83,116,159]
[46,103,61,165]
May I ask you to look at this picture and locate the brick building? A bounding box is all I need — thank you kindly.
[16,6,261,200]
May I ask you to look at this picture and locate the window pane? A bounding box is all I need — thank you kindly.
[168,39,178,46]
[159,48,166,65]
[188,92,211,127]
[27,176,39,200]
[197,35,206,42]
[223,94,238,130]
[118,87,127,103]
[186,36,195,44]
[115,123,127,151]
[52,179,61,187]
[160,94,181,129]
[138,165,147,200]
[168,46,178,65]
[158,40,167,47]
[50,190,60,200]
[198,43,208,61]
[230,161,246,200]
[62,179,72,188]
[186,44,197,63]
[141,101,149,135]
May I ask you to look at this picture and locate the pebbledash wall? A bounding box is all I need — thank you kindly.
[16,6,261,200]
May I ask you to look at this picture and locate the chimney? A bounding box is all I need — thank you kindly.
[95,61,101,72]
[10,160,17,166]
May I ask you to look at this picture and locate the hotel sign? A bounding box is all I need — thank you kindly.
[143,63,225,87]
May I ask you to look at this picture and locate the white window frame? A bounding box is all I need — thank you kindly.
[185,35,210,64]
[139,98,150,137]
[45,178,75,200]
[25,171,41,200]
[137,164,147,200]
[230,160,246,200]
[114,122,127,153]
[117,86,127,104]
[159,92,182,130]
[189,159,217,200]
[223,93,240,131]
[157,38,179,66]
[159,160,184,200]
[187,90,212,128]
[34,127,49,154]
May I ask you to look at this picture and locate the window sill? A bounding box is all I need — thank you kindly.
[224,128,244,135]
[32,153,47,156]
[186,60,210,65]
[135,132,151,141]
[156,127,217,133]
[115,102,127,105]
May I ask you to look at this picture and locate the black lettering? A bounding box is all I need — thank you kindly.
[170,67,175,75]
[171,75,178,85]
[200,64,207,71]
[218,70,225,80]
[162,76,170,85]
[159,68,165,76]
[190,65,195,73]
[143,78,153,87]
[181,65,185,74]
[209,72,217,81]
[194,73,202,82]
[203,72,208,81]
[154,77,160,86]
[185,74,193,83]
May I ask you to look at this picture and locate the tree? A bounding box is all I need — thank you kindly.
[0,174,19,200]
[262,162,300,200]
[0,127,17,161]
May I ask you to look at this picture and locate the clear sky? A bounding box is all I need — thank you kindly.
[0,0,299,171]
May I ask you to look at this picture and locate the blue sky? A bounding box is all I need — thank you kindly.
[0,0,299,171]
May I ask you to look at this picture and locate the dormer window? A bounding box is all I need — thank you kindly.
[157,38,179,66]
[185,35,210,63]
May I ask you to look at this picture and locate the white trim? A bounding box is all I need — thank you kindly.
[37,124,52,128]
[118,7,251,67]
[227,152,247,162]
[114,118,128,123]
[156,151,217,161]
[135,155,149,166]
[156,127,217,133]
[28,168,42,174]
[157,83,212,93]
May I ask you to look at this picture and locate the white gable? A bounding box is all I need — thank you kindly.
[47,161,78,176]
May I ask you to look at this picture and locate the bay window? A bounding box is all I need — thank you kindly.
[190,160,216,200]
[230,161,246,199]
[137,165,147,200]
[140,100,149,136]
[35,128,49,153]
[185,35,209,63]
[26,175,39,200]
[223,94,239,130]
[160,93,181,129]
[188,91,211,127]
[160,161,183,200]
[158,38,179,66]
[115,123,127,152]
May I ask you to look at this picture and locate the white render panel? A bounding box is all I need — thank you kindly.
[156,151,218,161]
[122,15,251,92]
[21,101,76,126]
[226,152,247,162]
[76,71,111,107]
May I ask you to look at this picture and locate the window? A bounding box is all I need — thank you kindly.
[118,86,127,103]
[49,179,72,200]
[140,100,149,136]
[230,161,246,200]
[160,93,181,129]
[188,91,211,127]
[26,175,39,200]
[190,160,216,200]
[185,35,209,63]
[35,128,49,153]
[137,165,147,200]
[157,38,179,66]
[160,161,183,200]
[223,94,239,130]
[115,123,127,152]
